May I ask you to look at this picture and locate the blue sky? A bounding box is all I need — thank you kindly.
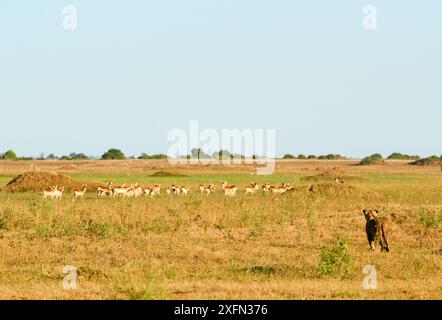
[0,0,441,158]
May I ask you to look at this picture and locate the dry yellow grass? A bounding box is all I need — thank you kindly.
[0,159,441,299]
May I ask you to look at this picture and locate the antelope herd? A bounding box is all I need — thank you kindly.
[41,181,298,199]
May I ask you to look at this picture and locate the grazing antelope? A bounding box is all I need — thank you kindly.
[112,184,131,197]
[74,184,87,199]
[221,181,237,197]
[271,183,289,194]
[198,184,216,195]
[245,183,259,194]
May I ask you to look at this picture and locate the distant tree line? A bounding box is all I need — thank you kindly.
[282,154,346,160]
[0,149,439,167]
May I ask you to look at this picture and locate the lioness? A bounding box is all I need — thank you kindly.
[363,209,391,252]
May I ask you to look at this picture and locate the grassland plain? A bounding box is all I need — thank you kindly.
[0,160,441,299]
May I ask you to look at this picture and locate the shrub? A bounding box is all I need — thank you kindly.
[387,152,420,160]
[359,153,384,166]
[416,208,442,229]
[307,155,317,159]
[411,155,442,166]
[297,154,306,159]
[282,154,295,159]
[317,237,351,277]
[70,153,89,160]
[1,150,17,160]
[318,154,346,160]
[101,148,126,160]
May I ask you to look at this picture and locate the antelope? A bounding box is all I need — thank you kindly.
[144,185,160,196]
[179,186,190,195]
[221,181,237,197]
[112,184,131,197]
[53,186,64,200]
[198,184,216,195]
[127,184,143,197]
[152,185,160,195]
[43,186,57,199]
[271,183,289,194]
[74,184,87,199]
[97,182,113,197]
[144,187,153,196]
[262,183,273,193]
[245,183,259,194]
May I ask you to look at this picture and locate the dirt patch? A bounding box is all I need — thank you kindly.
[1,171,101,193]
[301,168,366,183]
[307,183,357,194]
[150,170,188,177]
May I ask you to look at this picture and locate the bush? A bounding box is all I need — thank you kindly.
[387,152,420,160]
[282,154,295,159]
[416,208,442,229]
[318,154,346,160]
[411,155,442,166]
[307,155,317,159]
[1,150,17,160]
[297,154,306,159]
[101,148,126,160]
[359,153,384,166]
[70,153,89,160]
[317,237,351,277]
[138,153,167,160]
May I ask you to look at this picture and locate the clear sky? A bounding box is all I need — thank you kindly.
[0,0,441,158]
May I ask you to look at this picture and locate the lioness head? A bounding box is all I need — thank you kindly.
[363,209,379,221]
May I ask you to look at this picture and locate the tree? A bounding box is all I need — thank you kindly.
[1,149,17,160]
[191,148,210,159]
[71,153,89,160]
[213,150,232,160]
[101,148,126,160]
[282,154,295,159]
[297,154,306,159]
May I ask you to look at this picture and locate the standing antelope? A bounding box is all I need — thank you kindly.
[152,185,160,195]
[221,181,237,197]
[74,184,87,199]
[179,186,190,195]
[43,186,57,199]
[53,186,64,200]
[97,182,113,197]
[245,183,259,194]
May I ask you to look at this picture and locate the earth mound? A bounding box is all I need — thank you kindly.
[307,183,357,194]
[301,168,365,183]
[151,170,188,177]
[1,171,100,193]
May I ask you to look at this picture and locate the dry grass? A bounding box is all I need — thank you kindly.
[0,160,441,299]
